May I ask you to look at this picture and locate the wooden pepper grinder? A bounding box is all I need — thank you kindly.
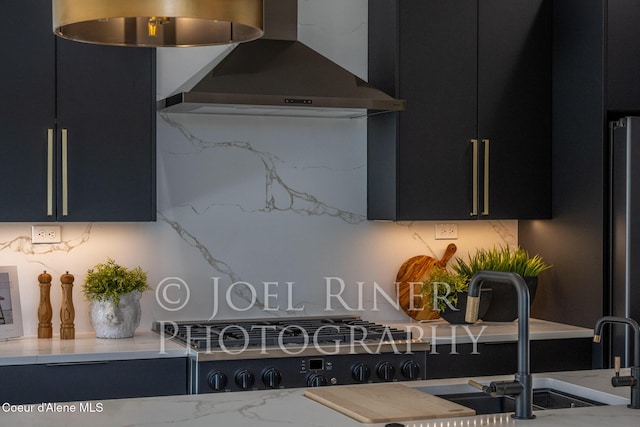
[37,271,53,338]
[60,272,75,339]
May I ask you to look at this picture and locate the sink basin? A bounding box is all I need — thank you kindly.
[416,378,629,415]
[432,388,604,414]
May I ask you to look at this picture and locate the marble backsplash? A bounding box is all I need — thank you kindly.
[0,0,518,336]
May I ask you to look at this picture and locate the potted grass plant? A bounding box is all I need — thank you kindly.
[83,258,151,338]
[422,266,493,324]
[451,246,551,322]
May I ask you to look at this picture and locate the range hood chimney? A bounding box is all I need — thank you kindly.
[158,0,405,118]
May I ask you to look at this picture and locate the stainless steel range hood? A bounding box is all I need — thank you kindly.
[158,0,405,118]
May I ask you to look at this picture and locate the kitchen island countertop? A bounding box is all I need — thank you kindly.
[0,369,638,426]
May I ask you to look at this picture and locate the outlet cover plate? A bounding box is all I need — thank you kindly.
[31,225,61,244]
[435,223,458,240]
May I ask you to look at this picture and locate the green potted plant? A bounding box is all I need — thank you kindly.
[422,266,492,324]
[83,258,151,338]
[451,246,551,322]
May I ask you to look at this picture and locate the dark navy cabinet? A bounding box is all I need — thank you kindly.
[426,338,593,379]
[607,0,640,111]
[0,358,187,404]
[368,0,551,220]
[0,0,156,222]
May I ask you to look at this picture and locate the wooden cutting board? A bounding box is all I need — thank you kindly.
[396,243,457,320]
[304,383,475,423]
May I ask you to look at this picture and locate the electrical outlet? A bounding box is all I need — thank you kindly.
[31,225,62,244]
[435,223,458,240]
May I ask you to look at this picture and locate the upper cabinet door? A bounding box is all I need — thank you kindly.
[368,0,478,221]
[0,0,156,222]
[0,1,56,222]
[367,0,551,221]
[478,0,552,219]
[607,0,640,111]
[396,0,478,220]
[56,39,156,222]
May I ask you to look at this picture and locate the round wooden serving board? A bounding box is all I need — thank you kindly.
[395,243,457,321]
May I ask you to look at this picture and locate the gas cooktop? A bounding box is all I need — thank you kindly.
[153,316,429,393]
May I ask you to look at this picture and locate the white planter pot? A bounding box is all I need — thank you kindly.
[89,291,142,339]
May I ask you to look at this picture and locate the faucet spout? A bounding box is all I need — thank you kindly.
[593,316,640,367]
[593,316,640,409]
[465,271,535,420]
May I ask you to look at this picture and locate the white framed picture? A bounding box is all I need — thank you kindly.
[0,266,23,340]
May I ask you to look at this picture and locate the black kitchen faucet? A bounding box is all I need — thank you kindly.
[465,271,536,420]
[593,316,640,409]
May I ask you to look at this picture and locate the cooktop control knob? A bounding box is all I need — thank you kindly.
[262,367,283,389]
[401,361,421,380]
[235,369,256,390]
[307,373,328,387]
[376,361,396,381]
[351,362,371,383]
[207,370,228,391]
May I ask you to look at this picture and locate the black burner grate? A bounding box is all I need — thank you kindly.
[154,317,411,350]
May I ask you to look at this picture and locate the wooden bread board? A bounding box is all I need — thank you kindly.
[304,383,475,423]
[396,243,457,320]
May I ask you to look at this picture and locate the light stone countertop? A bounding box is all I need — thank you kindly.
[0,330,189,366]
[385,318,594,345]
[0,369,638,426]
[0,319,591,366]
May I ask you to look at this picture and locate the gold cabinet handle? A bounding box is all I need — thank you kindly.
[47,129,54,216]
[470,139,479,216]
[481,139,490,216]
[61,129,69,216]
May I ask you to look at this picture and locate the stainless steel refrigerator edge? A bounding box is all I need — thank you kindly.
[609,116,640,366]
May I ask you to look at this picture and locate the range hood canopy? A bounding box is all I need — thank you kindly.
[158,0,405,118]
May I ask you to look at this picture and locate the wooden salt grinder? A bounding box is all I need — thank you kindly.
[60,272,75,339]
[37,271,53,338]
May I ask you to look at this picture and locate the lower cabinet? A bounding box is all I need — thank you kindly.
[426,338,593,379]
[0,358,187,404]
